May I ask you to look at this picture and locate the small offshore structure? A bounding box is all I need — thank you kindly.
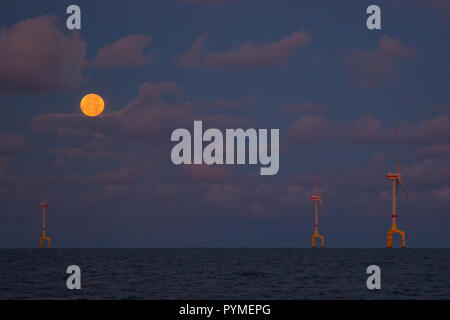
[386,130,410,248]
[39,199,51,248]
[311,170,324,248]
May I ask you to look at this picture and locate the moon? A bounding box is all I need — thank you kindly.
[80,94,104,117]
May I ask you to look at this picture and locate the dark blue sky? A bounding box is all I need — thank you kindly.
[0,0,449,247]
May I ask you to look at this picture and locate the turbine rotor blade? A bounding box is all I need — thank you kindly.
[398,177,410,204]
[318,169,321,196]
[319,199,324,221]
[396,180,398,197]
[396,128,400,173]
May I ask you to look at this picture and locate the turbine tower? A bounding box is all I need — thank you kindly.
[386,130,409,248]
[39,199,51,248]
[311,169,324,248]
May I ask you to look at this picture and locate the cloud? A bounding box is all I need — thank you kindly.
[433,99,450,113]
[205,30,312,68]
[203,184,246,209]
[0,15,86,95]
[31,112,121,137]
[179,164,228,182]
[403,158,450,188]
[175,30,312,69]
[416,144,450,159]
[195,96,259,110]
[122,81,183,110]
[0,132,29,156]
[93,167,137,186]
[424,0,450,16]
[173,35,206,68]
[348,36,416,87]
[51,141,117,160]
[278,184,309,207]
[288,113,450,145]
[0,132,29,177]
[0,15,157,96]
[393,0,450,18]
[280,102,323,113]
[435,186,450,203]
[401,114,450,144]
[88,34,155,69]
[428,0,450,15]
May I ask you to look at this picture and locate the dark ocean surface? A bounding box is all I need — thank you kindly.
[0,249,448,299]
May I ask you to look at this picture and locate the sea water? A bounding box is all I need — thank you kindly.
[0,248,448,299]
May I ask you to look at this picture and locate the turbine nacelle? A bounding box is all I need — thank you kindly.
[311,195,323,209]
[385,172,401,180]
[39,202,48,209]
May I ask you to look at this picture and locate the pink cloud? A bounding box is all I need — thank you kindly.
[280,101,323,113]
[203,184,245,209]
[100,185,133,201]
[416,144,450,158]
[93,167,136,186]
[173,35,206,68]
[430,0,450,15]
[152,184,181,199]
[427,0,450,16]
[124,81,183,109]
[287,114,331,144]
[403,158,450,186]
[278,185,309,207]
[0,157,9,175]
[121,103,193,140]
[51,142,117,160]
[435,186,450,203]
[204,30,312,68]
[0,15,156,95]
[434,99,450,113]
[0,15,86,94]
[88,34,155,69]
[394,0,450,17]
[288,114,450,145]
[0,132,29,156]
[179,164,227,182]
[195,96,259,110]
[175,31,312,69]
[113,81,252,138]
[31,112,121,136]
[201,114,253,129]
[400,114,450,144]
[348,36,416,87]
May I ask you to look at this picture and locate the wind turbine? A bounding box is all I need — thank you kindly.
[311,169,324,248]
[39,198,51,248]
[385,129,410,248]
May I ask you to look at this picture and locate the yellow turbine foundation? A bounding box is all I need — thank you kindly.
[311,180,324,248]
[40,234,51,249]
[387,225,405,248]
[39,201,51,248]
[312,232,324,248]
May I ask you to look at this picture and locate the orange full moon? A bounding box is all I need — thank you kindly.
[80,94,104,117]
